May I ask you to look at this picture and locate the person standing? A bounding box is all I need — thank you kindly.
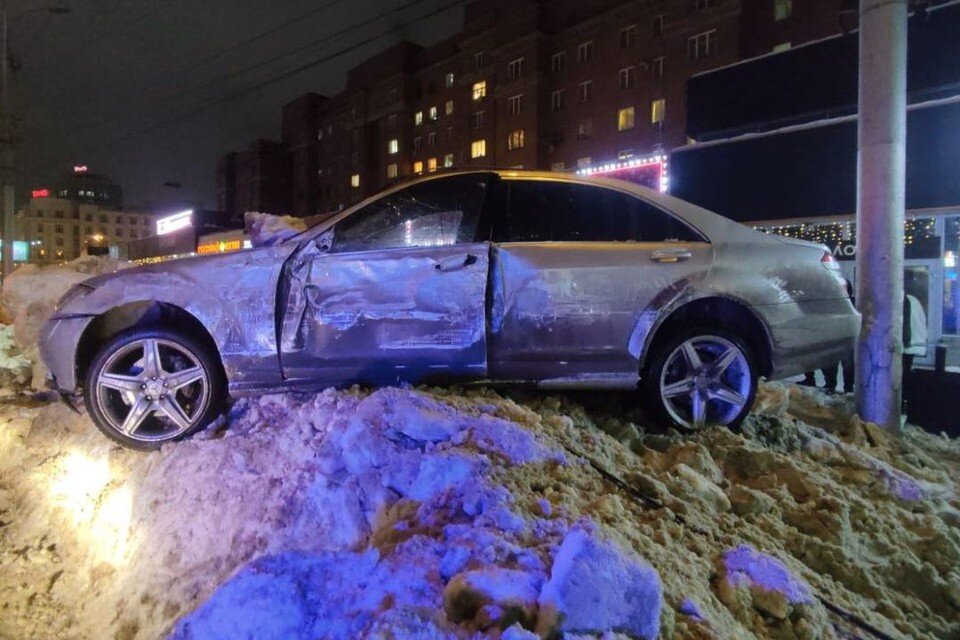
[902,292,928,380]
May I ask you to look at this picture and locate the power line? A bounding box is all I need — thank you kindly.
[65,0,455,135]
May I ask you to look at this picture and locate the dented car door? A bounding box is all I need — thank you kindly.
[279,174,493,386]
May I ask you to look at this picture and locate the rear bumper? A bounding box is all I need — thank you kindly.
[760,298,859,380]
[39,315,94,394]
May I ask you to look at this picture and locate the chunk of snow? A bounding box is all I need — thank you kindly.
[244,211,306,247]
[443,568,541,628]
[537,528,663,639]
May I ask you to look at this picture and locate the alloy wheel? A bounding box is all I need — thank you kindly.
[659,335,752,428]
[93,338,210,443]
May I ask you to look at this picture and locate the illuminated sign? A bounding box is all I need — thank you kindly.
[0,240,31,262]
[156,210,193,235]
[197,239,242,254]
[31,188,50,198]
[73,165,88,173]
[575,154,669,193]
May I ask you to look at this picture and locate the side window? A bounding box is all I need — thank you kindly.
[497,180,702,243]
[331,174,490,252]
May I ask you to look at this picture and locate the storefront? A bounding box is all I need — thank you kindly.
[754,211,960,366]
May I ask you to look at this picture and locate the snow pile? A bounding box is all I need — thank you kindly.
[244,211,307,246]
[0,377,958,639]
[0,256,130,388]
[0,324,31,391]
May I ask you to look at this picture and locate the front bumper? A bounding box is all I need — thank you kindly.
[39,314,95,394]
[761,298,860,380]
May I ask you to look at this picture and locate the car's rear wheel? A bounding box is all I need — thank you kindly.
[642,327,757,430]
[84,327,226,450]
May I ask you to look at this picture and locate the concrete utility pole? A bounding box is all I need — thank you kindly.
[1,4,13,285]
[855,0,909,431]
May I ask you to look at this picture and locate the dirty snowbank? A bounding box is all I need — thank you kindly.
[0,256,130,387]
[1,378,958,639]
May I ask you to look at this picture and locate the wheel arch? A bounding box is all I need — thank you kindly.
[637,296,774,380]
[76,300,225,389]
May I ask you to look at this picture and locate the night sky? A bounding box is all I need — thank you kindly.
[14,0,464,212]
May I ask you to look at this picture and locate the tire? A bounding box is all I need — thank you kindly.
[84,327,226,450]
[641,326,757,430]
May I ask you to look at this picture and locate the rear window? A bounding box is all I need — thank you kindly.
[495,179,703,243]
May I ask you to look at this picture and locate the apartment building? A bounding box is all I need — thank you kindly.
[223,0,849,215]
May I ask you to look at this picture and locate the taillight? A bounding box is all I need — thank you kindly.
[821,251,840,271]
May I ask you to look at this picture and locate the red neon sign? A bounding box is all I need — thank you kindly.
[32,188,50,198]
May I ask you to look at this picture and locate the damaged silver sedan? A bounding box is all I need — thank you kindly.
[40,170,858,449]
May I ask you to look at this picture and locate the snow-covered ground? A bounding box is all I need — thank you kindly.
[0,260,958,639]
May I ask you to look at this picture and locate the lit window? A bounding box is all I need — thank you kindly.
[619,25,637,49]
[651,98,666,124]
[551,51,566,73]
[427,157,438,172]
[509,94,523,115]
[774,0,792,20]
[619,66,637,90]
[577,156,592,168]
[444,153,454,168]
[508,130,525,151]
[445,100,454,115]
[507,57,525,81]
[577,41,593,63]
[445,72,455,87]
[429,106,438,121]
[387,163,398,179]
[687,30,717,59]
[351,174,360,188]
[652,56,665,78]
[471,139,486,159]
[578,80,593,103]
[618,107,636,131]
[551,89,564,111]
[472,81,487,101]
[413,161,424,174]
[551,161,566,171]
[415,111,424,125]
[388,139,399,155]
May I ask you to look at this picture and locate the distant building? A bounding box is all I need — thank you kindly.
[14,194,156,265]
[124,208,239,263]
[216,139,291,220]
[282,93,326,216]
[52,165,124,209]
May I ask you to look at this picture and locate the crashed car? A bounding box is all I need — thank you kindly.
[40,170,858,449]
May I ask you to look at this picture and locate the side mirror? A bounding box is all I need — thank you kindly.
[315,229,334,253]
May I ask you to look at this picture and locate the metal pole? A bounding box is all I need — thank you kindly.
[0,2,12,286]
[855,0,908,431]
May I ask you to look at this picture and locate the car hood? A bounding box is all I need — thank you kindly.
[82,246,288,289]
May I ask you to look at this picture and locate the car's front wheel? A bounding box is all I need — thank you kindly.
[84,327,226,450]
[642,327,757,430]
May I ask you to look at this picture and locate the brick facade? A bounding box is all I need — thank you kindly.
[223,0,848,216]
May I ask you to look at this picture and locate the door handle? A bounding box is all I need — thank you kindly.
[650,249,693,263]
[435,254,478,272]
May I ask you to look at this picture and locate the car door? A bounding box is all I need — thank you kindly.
[487,178,713,382]
[279,173,493,385]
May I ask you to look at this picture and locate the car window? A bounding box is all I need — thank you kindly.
[496,179,703,243]
[331,174,489,252]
